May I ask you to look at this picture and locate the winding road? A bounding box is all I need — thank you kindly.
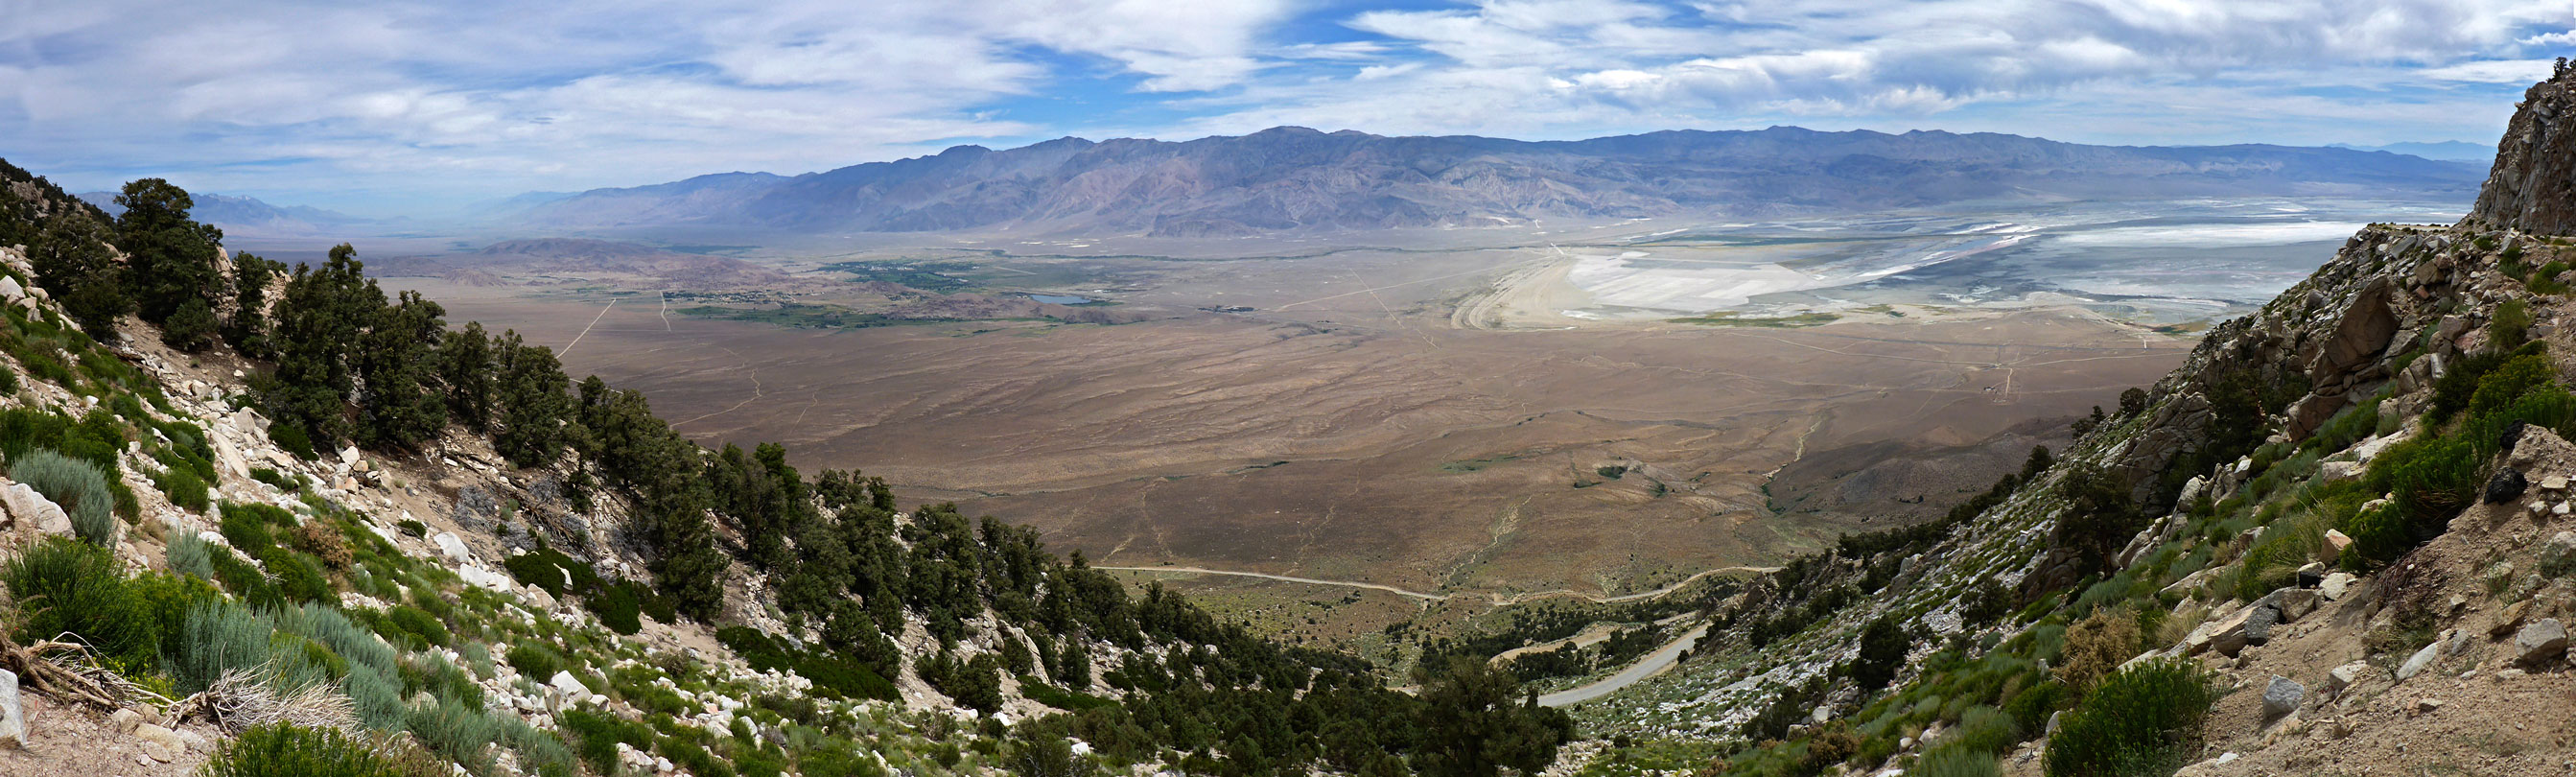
[1535,623,1710,707]
[1092,564,1778,606]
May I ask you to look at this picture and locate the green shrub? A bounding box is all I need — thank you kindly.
[12,449,117,545]
[583,581,644,635]
[203,722,421,777]
[405,694,502,773]
[345,664,406,730]
[153,464,210,512]
[1913,745,2002,777]
[386,605,451,648]
[251,466,300,493]
[166,531,215,579]
[506,643,565,679]
[2002,679,2067,736]
[716,625,897,701]
[558,708,654,773]
[270,422,316,459]
[204,541,281,605]
[220,503,291,554]
[168,600,330,696]
[397,518,426,537]
[263,548,334,602]
[1017,675,1118,712]
[1,535,150,663]
[2043,659,2210,777]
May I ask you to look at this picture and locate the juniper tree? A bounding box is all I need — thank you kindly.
[111,178,224,324]
[436,322,497,432]
[29,211,128,339]
[224,252,285,358]
[357,291,448,449]
[492,330,573,467]
[268,245,379,447]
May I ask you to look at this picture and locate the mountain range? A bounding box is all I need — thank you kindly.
[499,127,2487,239]
[76,190,381,238]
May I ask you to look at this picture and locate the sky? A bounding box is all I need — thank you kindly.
[4,0,2572,217]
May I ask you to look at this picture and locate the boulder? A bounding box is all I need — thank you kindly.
[2320,460,2363,483]
[134,722,183,755]
[0,669,21,749]
[0,275,24,303]
[2,483,73,537]
[2487,467,2530,504]
[2265,588,2322,623]
[2306,277,2399,381]
[2321,530,2354,562]
[550,671,592,700]
[2195,602,2278,658]
[433,531,473,564]
[2261,675,2304,720]
[2415,697,2445,715]
[2325,662,2369,695]
[2543,531,2576,577]
[2320,572,2356,601]
[2398,640,2443,680]
[2516,619,2569,666]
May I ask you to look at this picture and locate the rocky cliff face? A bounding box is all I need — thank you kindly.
[2471,69,2576,234]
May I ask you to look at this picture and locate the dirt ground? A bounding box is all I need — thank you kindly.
[0,694,213,777]
[400,244,2190,603]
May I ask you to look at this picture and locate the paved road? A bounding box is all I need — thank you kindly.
[1093,566,1453,600]
[1536,623,1710,707]
[1094,564,1779,606]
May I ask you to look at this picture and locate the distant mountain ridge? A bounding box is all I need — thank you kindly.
[77,190,379,237]
[503,126,2486,238]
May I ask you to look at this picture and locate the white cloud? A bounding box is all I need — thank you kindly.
[1,0,2565,214]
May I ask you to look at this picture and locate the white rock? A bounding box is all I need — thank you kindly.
[2398,641,2442,680]
[2319,572,2355,601]
[339,446,362,466]
[2549,475,2571,491]
[2325,662,2368,695]
[3,483,73,537]
[0,668,22,748]
[433,532,473,564]
[0,275,25,303]
[550,671,592,700]
[457,564,513,591]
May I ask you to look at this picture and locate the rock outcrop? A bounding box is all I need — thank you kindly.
[2471,70,2576,234]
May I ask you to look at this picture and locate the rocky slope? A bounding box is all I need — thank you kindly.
[506,127,2480,238]
[1530,70,2576,777]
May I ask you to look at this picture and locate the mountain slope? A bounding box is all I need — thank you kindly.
[1533,70,2576,777]
[508,127,2484,238]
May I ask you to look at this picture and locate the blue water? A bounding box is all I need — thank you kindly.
[1027,293,1094,304]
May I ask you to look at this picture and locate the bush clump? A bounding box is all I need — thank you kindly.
[2043,659,2211,777]
[386,604,452,648]
[152,463,211,513]
[12,449,117,545]
[202,722,428,777]
[1,535,152,663]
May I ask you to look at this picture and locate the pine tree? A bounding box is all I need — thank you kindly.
[224,252,285,358]
[267,245,379,448]
[436,322,497,432]
[1413,657,1572,777]
[492,330,573,467]
[28,211,129,339]
[357,291,448,449]
[111,178,223,324]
